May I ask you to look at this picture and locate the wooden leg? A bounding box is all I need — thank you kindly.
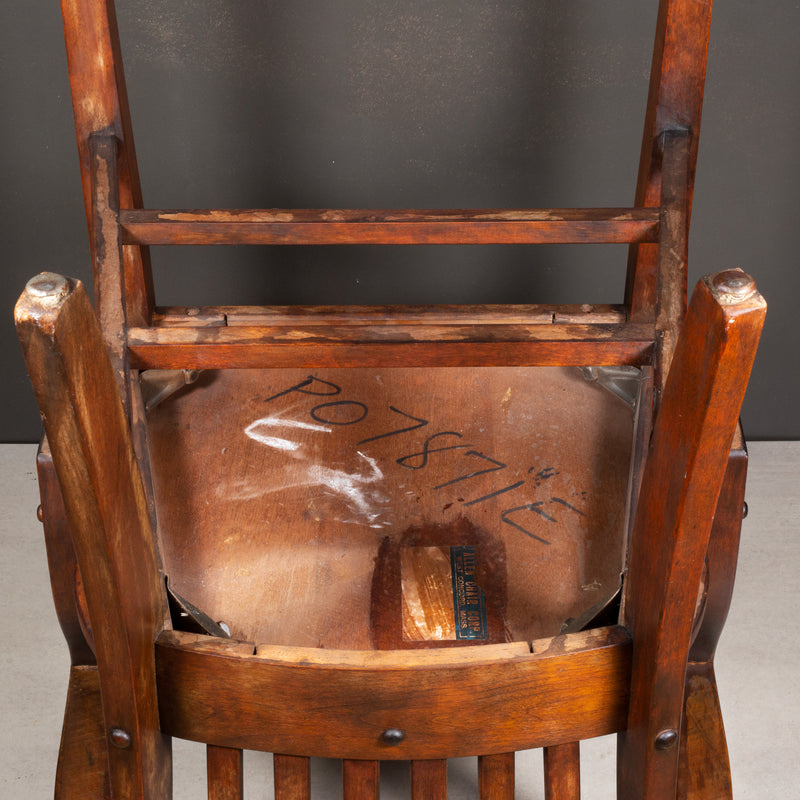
[675,446,746,800]
[677,663,732,800]
[54,666,110,799]
[36,445,95,666]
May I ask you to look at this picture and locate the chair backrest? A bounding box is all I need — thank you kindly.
[19,2,766,798]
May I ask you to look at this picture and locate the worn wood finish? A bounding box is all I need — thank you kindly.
[154,303,626,327]
[60,0,153,325]
[155,627,631,761]
[689,446,748,663]
[119,207,660,246]
[54,666,109,800]
[627,0,713,320]
[677,663,732,800]
[128,322,655,370]
[36,444,96,667]
[147,367,635,650]
[478,753,515,800]
[273,755,310,800]
[619,272,765,800]
[655,129,691,395]
[342,760,380,800]
[90,132,131,414]
[206,746,243,800]
[15,275,171,800]
[410,759,447,799]
[544,742,581,800]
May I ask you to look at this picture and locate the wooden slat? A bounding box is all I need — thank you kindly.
[342,760,380,800]
[543,742,580,800]
[155,627,631,761]
[411,759,448,799]
[273,754,311,800]
[618,272,766,799]
[478,753,515,800]
[153,303,627,328]
[127,322,654,370]
[15,274,171,799]
[207,745,244,800]
[119,207,660,246]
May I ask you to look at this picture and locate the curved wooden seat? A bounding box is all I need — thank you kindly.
[148,366,640,649]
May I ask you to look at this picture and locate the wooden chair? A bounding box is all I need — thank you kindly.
[19,2,765,798]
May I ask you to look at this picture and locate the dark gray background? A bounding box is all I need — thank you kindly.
[2,2,797,441]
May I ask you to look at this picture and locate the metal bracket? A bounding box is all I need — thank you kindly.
[580,366,644,411]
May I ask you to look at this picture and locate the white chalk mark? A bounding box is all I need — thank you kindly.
[244,412,332,452]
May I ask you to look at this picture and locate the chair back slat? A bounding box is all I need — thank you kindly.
[544,743,581,800]
[410,759,448,799]
[274,754,311,800]
[478,753,515,799]
[206,745,244,800]
[342,760,380,800]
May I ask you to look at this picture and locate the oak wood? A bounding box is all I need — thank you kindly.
[410,759,447,800]
[543,742,581,800]
[342,760,380,800]
[154,303,627,328]
[273,755,310,800]
[689,446,748,663]
[677,663,732,800]
[619,273,765,799]
[478,753,515,800]
[36,444,96,666]
[154,627,631,760]
[206,746,243,800]
[127,322,655,369]
[54,666,109,800]
[627,0,714,319]
[147,367,635,650]
[90,132,131,414]
[119,207,660,247]
[60,0,153,324]
[16,276,171,800]
[655,129,691,395]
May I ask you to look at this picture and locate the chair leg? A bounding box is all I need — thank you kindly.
[677,663,732,800]
[675,446,746,800]
[54,666,110,799]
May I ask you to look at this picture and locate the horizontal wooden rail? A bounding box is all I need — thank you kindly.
[119,208,661,246]
[155,627,632,760]
[127,322,655,369]
[154,303,628,328]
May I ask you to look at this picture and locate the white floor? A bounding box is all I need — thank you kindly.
[1,441,797,798]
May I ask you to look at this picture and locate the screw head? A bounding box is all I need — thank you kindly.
[654,729,678,751]
[109,728,132,749]
[381,728,405,746]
